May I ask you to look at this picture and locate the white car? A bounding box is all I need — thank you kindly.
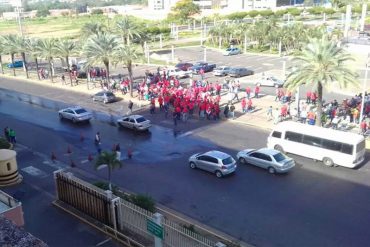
[256,76,284,87]
[213,66,231,76]
[117,115,151,131]
[165,68,191,78]
[58,106,92,123]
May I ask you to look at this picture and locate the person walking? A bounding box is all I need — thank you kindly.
[9,129,16,144]
[230,104,236,119]
[267,106,273,121]
[94,132,101,154]
[246,86,251,99]
[247,98,253,112]
[241,98,246,113]
[127,100,133,115]
[254,85,260,99]
[61,74,66,85]
[360,119,368,134]
[115,143,121,161]
[3,127,10,142]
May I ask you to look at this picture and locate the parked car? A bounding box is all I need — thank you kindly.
[223,47,241,56]
[190,62,216,74]
[58,106,92,123]
[236,148,295,174]
[213,66,231,76]
[117,115,151,131]
[256,76,284,87]
[7,61,23,68]
[228,67,254,77]
[188,150,237,178]
[165,68,192,78]
[92,91,116,104]
[175,62,193,71]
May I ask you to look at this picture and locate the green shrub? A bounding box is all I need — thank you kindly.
[0,138,11,149]
[125,194,156,213]
[93,181,119,194]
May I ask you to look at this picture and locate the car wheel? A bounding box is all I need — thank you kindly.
[189,162,196,169]
[274,145,284,153]
[268,167,276,174]
[215,170,223,178]
[323,157,334,167]
[238,157,247,164]
[58,113,63,120]
[72,117,77,123]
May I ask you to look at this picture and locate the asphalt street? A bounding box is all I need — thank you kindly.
[1,94,370,247]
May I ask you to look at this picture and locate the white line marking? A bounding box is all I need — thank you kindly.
[81,160,89,164]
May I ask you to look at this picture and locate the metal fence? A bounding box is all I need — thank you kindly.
[54,170,222,247]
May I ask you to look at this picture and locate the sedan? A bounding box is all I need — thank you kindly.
[92,91,116,104]
[237,148,295,174]
[213,66,231,76]
[117,115,151,131]
[7,61,23,68]
[189,150,237,178]
[256,76,284,87]
[175,62,193,71]
[58,106,92,123]
[223,47,241,56]
[228,67,254,77]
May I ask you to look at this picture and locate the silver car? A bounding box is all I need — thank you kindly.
[213,66,231,76]
[237,148,295,174]
[117,115,151,131]
[58,106,92,123]
[189,150,237,178]
[93,91,116,104]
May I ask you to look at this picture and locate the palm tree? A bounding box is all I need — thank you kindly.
[82,33,119,84]
[95,151,122,191]
[115,16,141,45]
[2,34,19,76]
[13,35,29,78]
[25,38,41,80]
[80,22,107,39]
[285,36,358,126]
[55,39,76,85]
[113,45,139,97]
[37,38,57,82]
[0,36,5,74]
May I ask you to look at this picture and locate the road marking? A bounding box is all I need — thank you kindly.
[81,160,89,164]
[96,238,112,246]
[177,131,193,138]
[21,166,48,178]
[42,160,64,170]
[262,63,274,66]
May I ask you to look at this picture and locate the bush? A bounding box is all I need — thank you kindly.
[226,12,248,20]
[124,194,156,213]
[0,138,11,149]
[91,9,103,15]
[287,8,302,16]
[93,181,119,194]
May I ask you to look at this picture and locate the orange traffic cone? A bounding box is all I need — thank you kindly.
[88,153,94,162]
[67,145,72,154]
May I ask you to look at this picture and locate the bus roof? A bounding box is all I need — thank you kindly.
[273,121,364,144]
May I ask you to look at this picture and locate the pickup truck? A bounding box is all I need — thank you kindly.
[190,62,216,74]
[165,68,192,78]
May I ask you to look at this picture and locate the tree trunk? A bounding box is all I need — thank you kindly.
[0,55,3,74]
[21,52,29,79]
[128,61,134,98]
[35,58,40,80]
[49,59,53,83]
[66,56,72,85]
[104,61,110,89]
[108,166,112,191]
[11,53,15,76]
[316,82,323,126]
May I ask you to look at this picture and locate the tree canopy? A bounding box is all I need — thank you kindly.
[168,0,200,23]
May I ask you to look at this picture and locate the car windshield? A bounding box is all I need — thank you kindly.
[194,63,204,66]
[222,157,234,165]
[106,92,114,96]
[136,117,146,123]
[75,109,87,114]
[273,153,287,162]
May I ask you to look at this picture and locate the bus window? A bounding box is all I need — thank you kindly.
[302,135,322,147]
[341,144,353,155]
[285,131,303,142]
[272,131,282,138]
[322,139,341,152]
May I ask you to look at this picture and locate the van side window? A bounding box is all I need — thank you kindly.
[285,131,303,142]
[272,131,282,138]
[341,144,353,155]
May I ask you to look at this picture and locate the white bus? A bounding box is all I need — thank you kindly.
[267,121,366,168]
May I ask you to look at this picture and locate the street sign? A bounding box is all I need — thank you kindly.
[147,219,164,240]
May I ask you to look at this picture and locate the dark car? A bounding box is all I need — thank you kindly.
[7,60,23,68]
[190,62,217,74]
[228,67,254,77]
[175,62,193,71]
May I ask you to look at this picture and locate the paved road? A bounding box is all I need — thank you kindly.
[2,95,370,247]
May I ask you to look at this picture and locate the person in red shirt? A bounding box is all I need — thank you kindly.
[254,86,260,98]
[246,86,251,99]
[182,105,189,122]
[216,83,221,96]
[360,119,367,134]
[241,98,247,113]
[310,92,317,105]
[158,95,164,111]
[247,98,253,111]
[306,91,311,104]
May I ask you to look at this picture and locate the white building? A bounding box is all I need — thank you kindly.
[148,0,179,11]
[227,0,277,11]
[193,0,228,9]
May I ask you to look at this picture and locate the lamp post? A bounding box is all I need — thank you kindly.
[360,56,369,123]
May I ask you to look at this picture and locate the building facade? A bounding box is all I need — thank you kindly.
[148,0,179,11]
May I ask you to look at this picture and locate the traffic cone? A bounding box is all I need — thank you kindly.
[67,145,72,154]
[80,132,84,142]
[51,152,57,162]
[70,159,76,168]
[88,153,94,162]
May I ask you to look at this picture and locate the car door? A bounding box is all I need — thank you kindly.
[258,153,273,169]
[129,118,136,129]
[195,155,208,170]
[64,109,74,120]
[120,117,130,128]
[95,92,103,101]
[204,156,219,172]
[248,152,263,167]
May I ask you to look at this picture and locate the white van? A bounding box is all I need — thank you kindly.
[267,121,365,168]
